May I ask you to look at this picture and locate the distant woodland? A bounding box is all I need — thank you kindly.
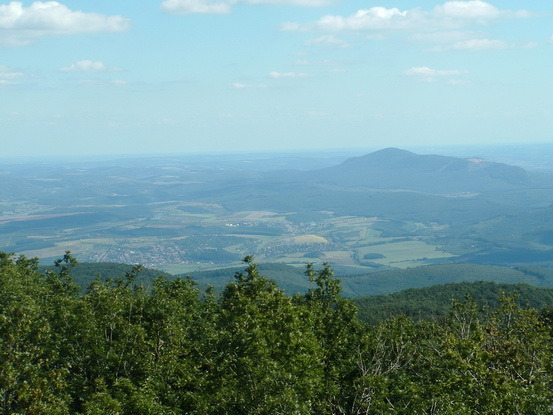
[3,251,553,414]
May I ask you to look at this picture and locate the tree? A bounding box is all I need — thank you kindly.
[141,275,211,413]
[209,256,324,414]
[301,262,363,414]
[0,252,70,414]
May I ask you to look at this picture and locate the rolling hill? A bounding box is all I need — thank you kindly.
[353,280,553,324]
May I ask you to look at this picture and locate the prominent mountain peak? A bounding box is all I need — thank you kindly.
[343,148,415,164]
[370,147,415,157]
[340,147,454,172]
[310,148,531,193]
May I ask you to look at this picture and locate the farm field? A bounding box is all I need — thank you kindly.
[6,202,456,272]
[355,240,456,268]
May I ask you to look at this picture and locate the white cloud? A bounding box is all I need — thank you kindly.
[269,71,310,78]
[0,65,23,78]
[161,0,230,14]
[404,66,464,77]
[403,66,468,83]
[413,31,538,52]
[295,7,416,32]
[0,1,130,46]
[78,79,128,87]
[305,35,350,48]
[60,60,122,72]
[432,0,501,20]
[447,38,507,50]
[0,64,23,84]
[431,38,538,51]
[231,82,267,88]
[244,0,330,5]
[162,0,330,14]
[282,1,530,32]
[411,30,478,44]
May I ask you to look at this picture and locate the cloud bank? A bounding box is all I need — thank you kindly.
[282,1,530,32]
[0,1,130,46]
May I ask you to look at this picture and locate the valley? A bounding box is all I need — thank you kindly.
[2,146,553,274]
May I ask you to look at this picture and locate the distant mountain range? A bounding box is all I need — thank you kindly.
[2,147,550,200]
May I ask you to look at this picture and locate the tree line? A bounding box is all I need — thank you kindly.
[1,251,553,414]
[353,280,553,325]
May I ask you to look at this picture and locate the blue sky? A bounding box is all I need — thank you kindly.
[1,0,552,157]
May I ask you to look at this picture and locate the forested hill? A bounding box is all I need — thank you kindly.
[353,280,553,325]
[45,261,553,297]
[37,261,553,325]
[48,261,553,325]
[39,262,175,290]
[340,263,553,296]
[306,147,535,192]
[185,262,553,297]
[38,262,309,293]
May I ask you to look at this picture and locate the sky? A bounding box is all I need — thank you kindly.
[0,0,552,157]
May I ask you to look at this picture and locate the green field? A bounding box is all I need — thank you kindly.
[356,240,455,268]
[6,208,458,271]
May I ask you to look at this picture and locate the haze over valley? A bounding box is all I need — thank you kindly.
[3,145,553,281]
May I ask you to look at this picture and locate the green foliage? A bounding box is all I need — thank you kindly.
[353,316,428,414]
[353,296,553,414]
[211,257,324,414]
[0,252,70,414]
[301,263,363,413]
[2,251,553,414]
[424,295,553,413]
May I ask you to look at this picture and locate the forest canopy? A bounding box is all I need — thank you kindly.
[1,251,553,414]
